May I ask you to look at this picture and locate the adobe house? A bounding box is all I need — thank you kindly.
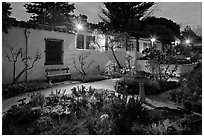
[2,21,162,85]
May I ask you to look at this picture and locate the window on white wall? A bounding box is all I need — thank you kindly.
[76,34,84,49]
[143,42,151,50]
[44,38,64,65]
[86,36,95,49]
[76,34,96,50]
[143,42,148,49]
[126,40,135,51]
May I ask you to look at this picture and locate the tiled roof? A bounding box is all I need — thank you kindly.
[11,20,76,34]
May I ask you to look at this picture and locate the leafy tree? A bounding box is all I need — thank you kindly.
[2,2,16,33]
[93,29,127,69]
[99,2,155,33]
[75,14,88,23]
[141,17,181,45]
[177,26,202,57]
[24,2,75,26]
[98,2,155,68]
[143,48,178,81]
[181,25,202,45]
[98,2,155,52]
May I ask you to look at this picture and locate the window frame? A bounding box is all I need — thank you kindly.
[76,34,96,50]
[44,38,64,65]
[76,34,85,49]
[86,35,95,50]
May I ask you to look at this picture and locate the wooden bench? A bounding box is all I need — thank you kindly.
[18,97,26,106]
[45,67,71,83]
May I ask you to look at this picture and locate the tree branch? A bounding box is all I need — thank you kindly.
[73,57,84,75]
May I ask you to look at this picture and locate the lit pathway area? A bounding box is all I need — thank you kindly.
[2,78,180,113]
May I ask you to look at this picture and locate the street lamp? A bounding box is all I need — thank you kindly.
[150,37,156,48]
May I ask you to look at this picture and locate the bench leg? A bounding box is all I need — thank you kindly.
[46,77,52,84]
[66,75,71,80]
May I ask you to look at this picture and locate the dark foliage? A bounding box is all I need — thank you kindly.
[2,81,51,99]
[24,2,75,26]
[181,26,202,45]
[2,105,42,134]
[3,85,201,135]
[141,17,180,45]
[99,2,155,33]
[114,77,180,95]
[2,2,16,33]
[169,64,202,113]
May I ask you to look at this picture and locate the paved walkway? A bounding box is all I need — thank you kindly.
[2,78,180,113]
[2,79,117,113]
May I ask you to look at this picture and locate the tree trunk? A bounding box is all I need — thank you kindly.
[13,62,16,84]
[139,82,145,102]
[134,38,139,70]
[111,48,123,69]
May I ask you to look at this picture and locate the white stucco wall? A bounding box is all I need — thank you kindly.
[2,27,126,85]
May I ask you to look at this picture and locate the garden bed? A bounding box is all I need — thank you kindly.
[168,64,202,114]
[114,77,181,96]
[2,81,52,100]
[2,85,201,135]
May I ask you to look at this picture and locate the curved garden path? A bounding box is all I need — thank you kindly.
[2,78,180,114]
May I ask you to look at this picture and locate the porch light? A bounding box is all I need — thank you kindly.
[150,37,156,43]
[150,37,156,48]
[76,23,83,31]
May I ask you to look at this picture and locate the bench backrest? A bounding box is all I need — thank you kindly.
[45,67,69,75]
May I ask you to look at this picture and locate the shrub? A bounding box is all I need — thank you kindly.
[2,81,51,99]
[158,80,181,91]
[114,77,179,96]
[2,105,42,135]
[114,78,140,95]
[175,114,202,135]
[4,85,201,135]
[182,100,192,111]
[70,73,108,83]
[186,65,202,98]
[171,64,202,112]
[29,92,45,107]
[149,119,180,135]
[104,60,123,78]
[34,116,54,134]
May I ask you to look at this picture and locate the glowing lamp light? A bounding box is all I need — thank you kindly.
[151,38,156,43]
[175,40,180,45]
[76,24,83,31]
[186,39,190,44]
[150,37,156,48]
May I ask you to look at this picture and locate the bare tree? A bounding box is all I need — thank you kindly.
[5,47,41,84]
[72,52,94,80]
[93,30,127,69]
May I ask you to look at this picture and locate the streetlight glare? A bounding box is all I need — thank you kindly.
[76,24,83,31]
[186,39,190,44]
[151,38,156,43]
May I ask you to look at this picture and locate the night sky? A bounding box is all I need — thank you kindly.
[10,2,202,29]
